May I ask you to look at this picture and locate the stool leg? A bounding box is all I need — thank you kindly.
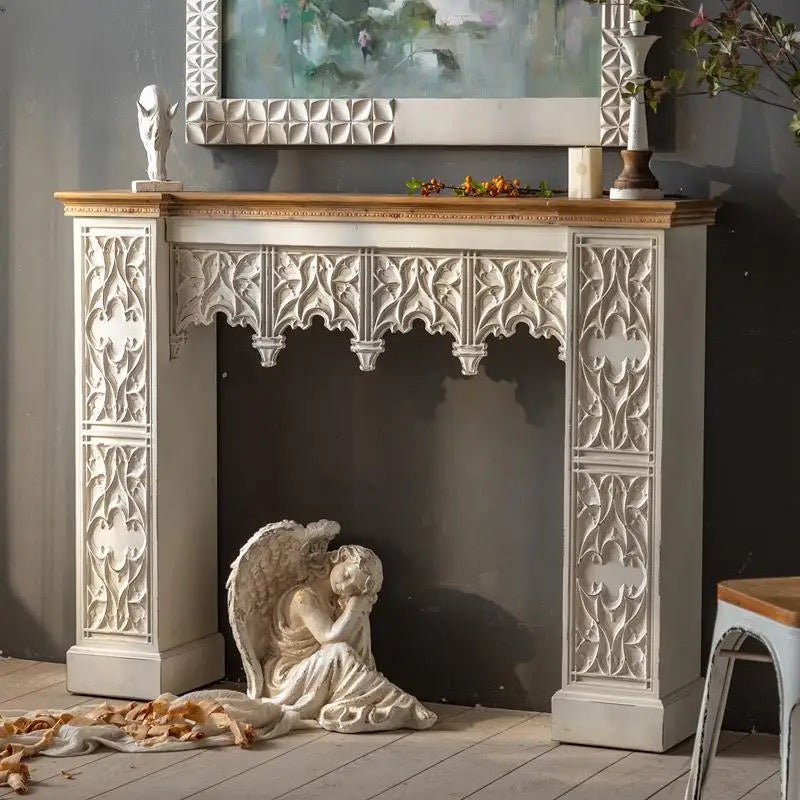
[779,691,799,800]
[685,619,747,800]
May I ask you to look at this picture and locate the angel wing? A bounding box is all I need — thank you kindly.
[226,519,340,699]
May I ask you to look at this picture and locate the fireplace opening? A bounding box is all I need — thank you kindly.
[217,319,566,712]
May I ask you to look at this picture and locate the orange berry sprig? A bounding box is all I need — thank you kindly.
[406,175,555,198]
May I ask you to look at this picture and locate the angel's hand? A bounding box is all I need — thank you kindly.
[347,594,373,614]
[297,589,371,646]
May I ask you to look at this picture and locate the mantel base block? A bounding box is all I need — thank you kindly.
[66,634,225,700]
[551,679,705,752]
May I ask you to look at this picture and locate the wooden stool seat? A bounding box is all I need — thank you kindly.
[718,577,800,628]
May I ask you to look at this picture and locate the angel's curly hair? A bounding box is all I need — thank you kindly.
[329,545,384,599]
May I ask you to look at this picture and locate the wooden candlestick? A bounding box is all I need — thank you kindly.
[609,150,663,199]
[609,16,663,200]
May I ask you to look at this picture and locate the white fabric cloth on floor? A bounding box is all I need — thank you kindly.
[0,690,309,757]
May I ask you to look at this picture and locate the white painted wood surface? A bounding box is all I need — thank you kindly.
[65,199,711,753]
[68,217,223,699]
[0,660,782,800]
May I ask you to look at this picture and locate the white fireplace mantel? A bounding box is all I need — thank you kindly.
[57,191,718,753]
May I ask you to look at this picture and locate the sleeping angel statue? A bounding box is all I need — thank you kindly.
[227,519,436,733]
[0,520,436,772]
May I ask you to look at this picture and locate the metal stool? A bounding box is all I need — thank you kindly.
[686,578,800,800]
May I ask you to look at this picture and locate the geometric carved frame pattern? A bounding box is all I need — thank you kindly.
[185,0,631,146]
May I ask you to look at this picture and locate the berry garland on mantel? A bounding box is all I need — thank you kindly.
[406,175,557,198]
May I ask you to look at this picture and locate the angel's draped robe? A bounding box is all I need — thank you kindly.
[262,587,436,733]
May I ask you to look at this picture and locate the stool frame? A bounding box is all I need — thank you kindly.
[685,600,799,800]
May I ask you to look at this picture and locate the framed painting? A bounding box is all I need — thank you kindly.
[185,0,632,146]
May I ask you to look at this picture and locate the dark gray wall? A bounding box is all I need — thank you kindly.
[1,0,798,733]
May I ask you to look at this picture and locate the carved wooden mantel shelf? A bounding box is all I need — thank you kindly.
[58,190,717,754]
[57,191,718,228]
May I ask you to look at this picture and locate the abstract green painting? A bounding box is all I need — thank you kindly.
[223,0,601,101]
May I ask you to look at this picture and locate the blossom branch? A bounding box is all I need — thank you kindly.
[584,0,800,142]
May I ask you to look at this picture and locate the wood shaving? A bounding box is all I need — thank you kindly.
[7,772,28,794]
[0,747,31,795]
[0,697,257,794]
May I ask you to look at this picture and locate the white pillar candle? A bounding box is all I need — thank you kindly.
[568,147,603,199]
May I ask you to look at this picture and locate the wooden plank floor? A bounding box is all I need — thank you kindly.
[0,658,781,799]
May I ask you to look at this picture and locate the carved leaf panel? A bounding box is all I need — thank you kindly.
[83,233,148,425]
[171,245,568,374]
[475,256,566,355]
[372,253,463,341]
[84,443,149,637]
[576,242,654,452]
[174,247,262,333]
[272,250,360,336]
[573,470,649,682]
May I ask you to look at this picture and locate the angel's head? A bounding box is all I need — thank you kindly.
[328,545,383,600]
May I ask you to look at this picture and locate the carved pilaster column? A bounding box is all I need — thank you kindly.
[68,218,224,699]
[553,229,707,752]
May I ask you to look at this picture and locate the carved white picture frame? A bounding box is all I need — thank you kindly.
[185,0,632,147]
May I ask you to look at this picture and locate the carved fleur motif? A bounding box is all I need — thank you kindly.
[576,242,653,452]
[273,250,360,336]
[83,234,148,425]
[84,443,149,636]
[173,247,262,345]
[372,253,462,340]
[475,256,567,359]
[573,471,649,682]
